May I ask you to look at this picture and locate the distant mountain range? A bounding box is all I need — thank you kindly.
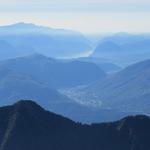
[62,59,150,115]
[91,33,150,66]
[0,54,127,123]
[75,57,121,73]
[0,22,91,59]
[1,23,150,66]
[0,54,106,88]
[100,32,150,45]
[1,54,150,122]
[0,68,126,123]
[0,26,150,123]
[0,100,149,150]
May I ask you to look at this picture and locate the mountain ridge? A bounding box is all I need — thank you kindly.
[0,22,91,59]
[68,58,150,114]
[0,100,150,150]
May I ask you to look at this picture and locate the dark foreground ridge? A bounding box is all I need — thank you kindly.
[0,100,149,150]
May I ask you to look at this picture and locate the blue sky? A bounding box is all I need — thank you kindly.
[0,0,150,33]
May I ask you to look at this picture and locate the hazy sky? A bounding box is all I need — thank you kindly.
[0,0,150,33]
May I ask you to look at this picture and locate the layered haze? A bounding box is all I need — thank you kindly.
[0,0,150,149]
[0,0,150,33]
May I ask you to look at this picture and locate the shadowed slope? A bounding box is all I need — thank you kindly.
[0,101,150,150]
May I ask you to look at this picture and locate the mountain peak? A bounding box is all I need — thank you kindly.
[13,100,44,112]
[23,53,56,63]
[26,53,48,59]
[0,102,149,150]
[117,115,150,132]
[14,100,39,106]
[120,115,150,123]
[10,22,37,28]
